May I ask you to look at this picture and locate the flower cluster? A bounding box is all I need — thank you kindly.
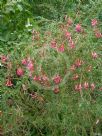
[0,17,101,96]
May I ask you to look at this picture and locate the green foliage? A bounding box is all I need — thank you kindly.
[0,0,102,136]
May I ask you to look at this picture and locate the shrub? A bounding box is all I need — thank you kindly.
[1,10,102,135]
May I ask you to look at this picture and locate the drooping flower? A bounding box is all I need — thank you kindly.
[28,72,33,78]
[75,24,82,32]
[41,75,49,81]
[65,31,71,40]
[33,75,41,81]
[95,31,102,38]
[51,40,57,49]
[33,75,38,81]
[22,59,27,65]
[30,92,37,99]
[16,68,24,76]
[27,61,34,71]
[5,78,13,87]
[91,19,98,27]
[83,82,89,90]
[53,87,60,94]
[53,75,61,84]
[67,17,73,25]
[75,84,82,91]
[75,59,83,68]
[90,83,95,90]
[1,55,8,63]
[92,52,98,59]
[72,74,79,80]
[58,44,64,52]
[69,39,75,49]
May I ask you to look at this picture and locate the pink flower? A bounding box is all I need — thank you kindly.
[83,82,89,89]
[69,39,75,49]
[75,59,83,68]
[33,75,41,81]
[27,61,34,71]
[51,40,57,49]
[67,17,73,25]
[16,68,24,76]
[22,59,27,65]
[72,74,79,80]
[37,76,41,81]
[41,75,49,81]
[30,92,37,99]
[75,84,82,91]
[5,79,13,87]
[58,44,64,52]
[1,55,8,63]
[92,52,98,59]
[53,87,60,94]
[75,24,81,32]
[53,75,61,84]
[91,19,98,27]
[90,83,95,90]
[28,72,33,78]
[33,75,38,81]
[95,31,102,38]
[65,31,71,40]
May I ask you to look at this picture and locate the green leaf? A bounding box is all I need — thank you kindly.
[17,4,23,11]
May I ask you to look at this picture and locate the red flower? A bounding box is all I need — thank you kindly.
[75,59,83,68]
[90,83,95,90]
[69,39,75,49]
[27,61,34,71]
[16,68,24,76]
[5,78,13,87]
[92,52,98,59]
[67,17,73,25]
[75,24,82,32]
[51,40,57,49]
[53,87,60,94]
[65,31,71,40]
[33,75,41,81]
[75,84,82,91]
[41,75,49,81]
[72,74,79,80]
[53,75,61,84]
[83,82,89,90]
[30,92,37,99]
[1,55,8,63]
[22,59,27,65]
[33,75,38,81]
[95,31,102,38]
[91,19,98,27]
[58,44,64,52]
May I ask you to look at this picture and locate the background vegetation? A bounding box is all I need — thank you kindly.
[0,0,102,136]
